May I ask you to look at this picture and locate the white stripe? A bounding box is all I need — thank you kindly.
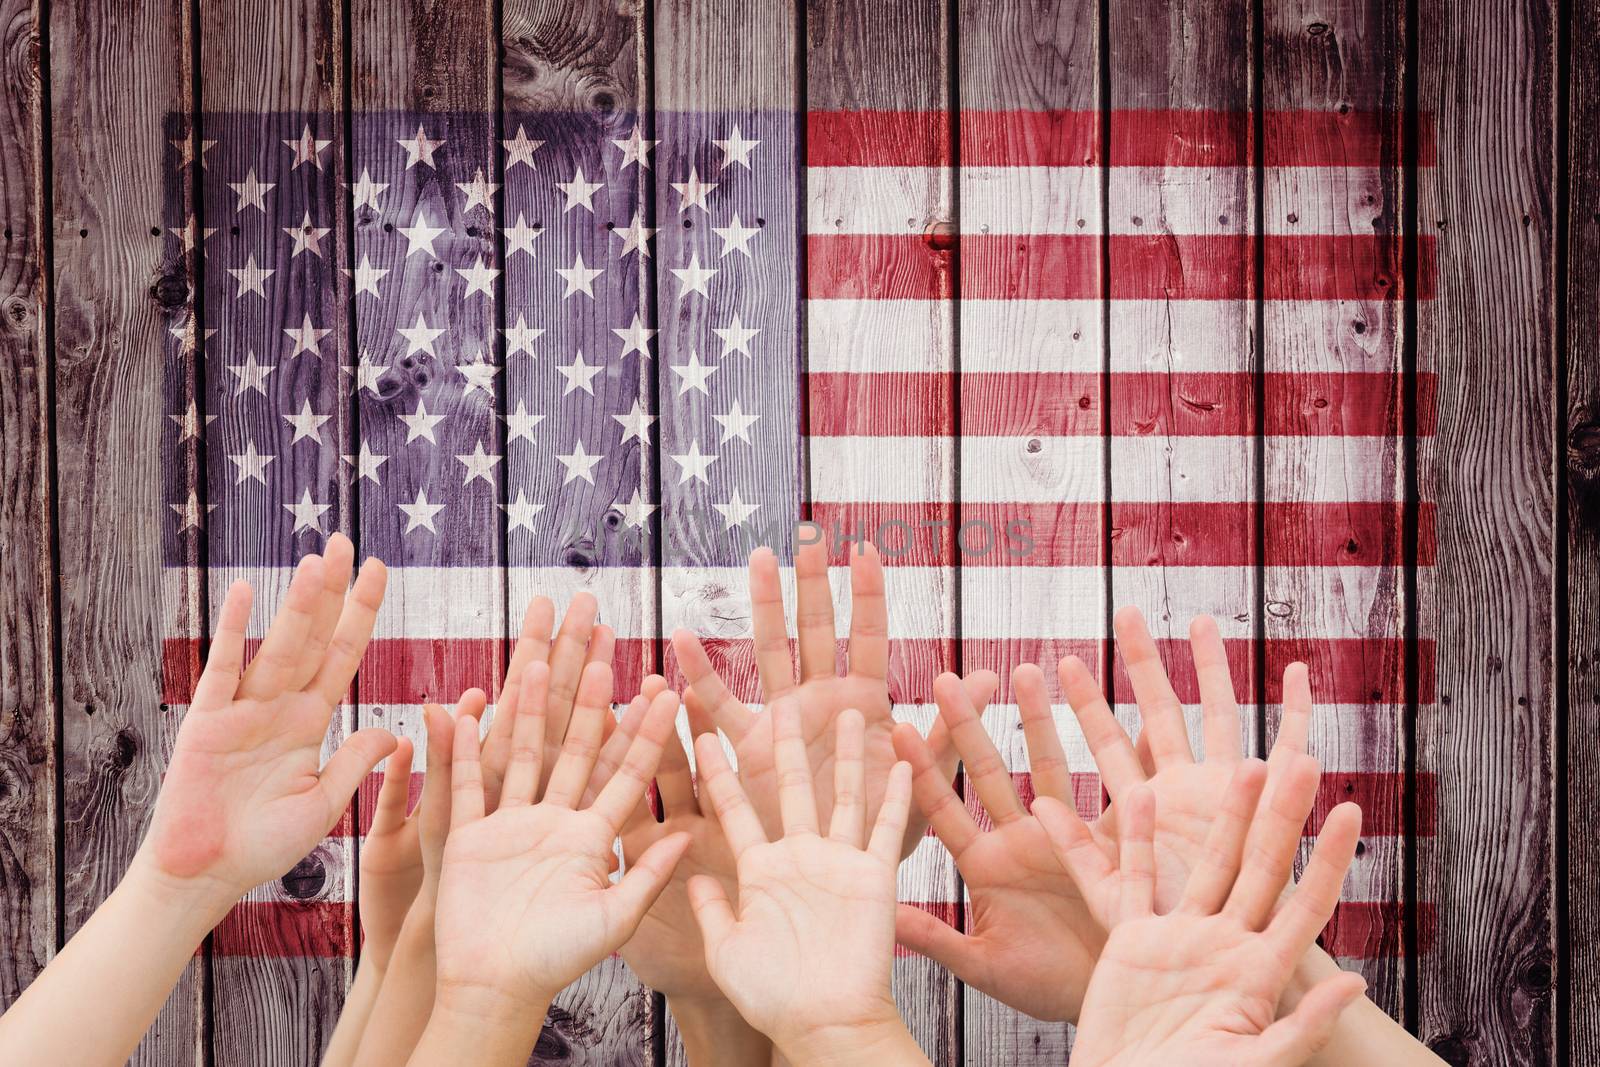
[808,299,1103,375]
[808,300,954,373]
[961,166,1100,234]
[806,166,950,234]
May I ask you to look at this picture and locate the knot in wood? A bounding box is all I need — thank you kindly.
[281,853,328,899]
[923,220,956,252]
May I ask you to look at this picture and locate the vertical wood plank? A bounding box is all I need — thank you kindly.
[804,1,958,1062]
[0,0,54,1010]
[196,1,356,1061]
[1260,0,1411,1013]
[50,0,205,1062]
[1416,0,1557,1060]
[956,0,1101,1061]
[500,1,656,1061]
[1568,0,1600,1059]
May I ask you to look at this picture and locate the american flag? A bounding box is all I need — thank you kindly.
[160,102,1432,978]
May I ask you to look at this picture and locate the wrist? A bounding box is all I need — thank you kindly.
[668,995,771,1065]
[124,848,239,928]
[776,1008,924,1066]
[414,992,546,1066]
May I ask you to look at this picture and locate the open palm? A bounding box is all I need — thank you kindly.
[146,536,395,898]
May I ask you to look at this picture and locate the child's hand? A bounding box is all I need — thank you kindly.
[1044,754,1368,1067]
[356,738,421,971]
[689,704,929,1065]
[142,535,395,902]
[429,674,690,1018]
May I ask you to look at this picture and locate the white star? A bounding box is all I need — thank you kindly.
[228,440,274,485]
[713,312,760,357]
[613,313,656,359]
[228,168,275,212]
[283,398,331,444]
[284,488,332,533]
[502,489,545,533]
[168,319,216,355]
[348,168,389,211]
[503,399,545,444]
[502,125,544,170]
[226,351,274,396]
[557,167,604,213]
[670,350,717,396]
[168,490,215,533]
[283,124,332,170]
[456,256,500,298]
[714,489,760,530]
[345,441,388,484]
[170,137,217,169]
[712,398,759,443]
[399,488,445,534]
[668,440,716,484]
[505,314,545,358]
[712,212,760,258]
[556,440,603,485]
[617,487,656,529]
[399,399,445,444]
[557,350,603,395]
[168,399,216,443]
[397,312,444,356]
[349,350,385,393]
[283,211,332,257]
[457,351,498,396]
[613,399,656,444]
[228,254,275,299]
[400,210,446,259]
[350,253,389,299]
[612,212,655,258]
[456,441,502,487]
[397,124,444,169]
[283,312,331,358]
[669,252,717,299]
[556,251,603,299]
[713,124,760,169]
[504,214,542,258]
[456,168,499,214]
[670,166,717,214]
[169,216,216,251]
[612,127,657,169]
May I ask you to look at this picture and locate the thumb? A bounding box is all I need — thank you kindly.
[319,729,398,820]
[604,831,691,937]
[1256,972,1367,1064]
[896,903,986,977]
[686,872,737,954]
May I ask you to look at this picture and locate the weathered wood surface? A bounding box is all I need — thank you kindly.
[49,0,206,1062]
[1416,0,1557,1061]
[0,0,54,1010]
[1569,0,1600,1060]
[805,0,959,1062]
[1260,0,1410,1015]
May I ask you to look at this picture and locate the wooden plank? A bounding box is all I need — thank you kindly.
[1569,0,1600,1059]
[50,0,206,1062]
[955,0,1100,1061]
[1416,0,1557,1060]
[804,1,957,1062]
[195,1,355,1061]
[1260,0,1409,1014]
[0,0,54,1011]
[500,1,656,1061]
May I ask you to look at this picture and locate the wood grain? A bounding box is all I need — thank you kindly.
[1260,0,1409,1013]
[1416,0,1557,1060]
[806,0,958,1062]
[0,0,53,1011]
[1569,1,1600,1060]
[49,0,205,1061]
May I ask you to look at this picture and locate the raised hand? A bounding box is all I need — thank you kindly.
[672,535,990,857]
[890,668,1107,1021]
[1040,755,1367,1066]
[689,704,929,1066]
[145,535,395,899]
[355,738,422,969]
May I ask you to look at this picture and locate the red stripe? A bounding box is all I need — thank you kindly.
[804,110,1433,167]
[809,234,1434,301]
[807,371,1435,437]
[211,900,351,957]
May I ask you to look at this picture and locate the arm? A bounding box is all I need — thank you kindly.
[1291,948,1447,1066]
[0,537,394,1066]
[322,955,386,1067]
[408,991,547,1067]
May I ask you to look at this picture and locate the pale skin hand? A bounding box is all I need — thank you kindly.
[672,537,992,859]
[689,704,929,1067]
[1040,756,1368,1066]
[0,537,393,1067]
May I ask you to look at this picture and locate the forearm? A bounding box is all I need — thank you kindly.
[352,894,440,1067]
[668,995,772,1066]
[775,1016,930,1067]
[1288,948,1446,1066]
[406,993,547,1067]
[322,956,386,1067]
[0,854,233,1066]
